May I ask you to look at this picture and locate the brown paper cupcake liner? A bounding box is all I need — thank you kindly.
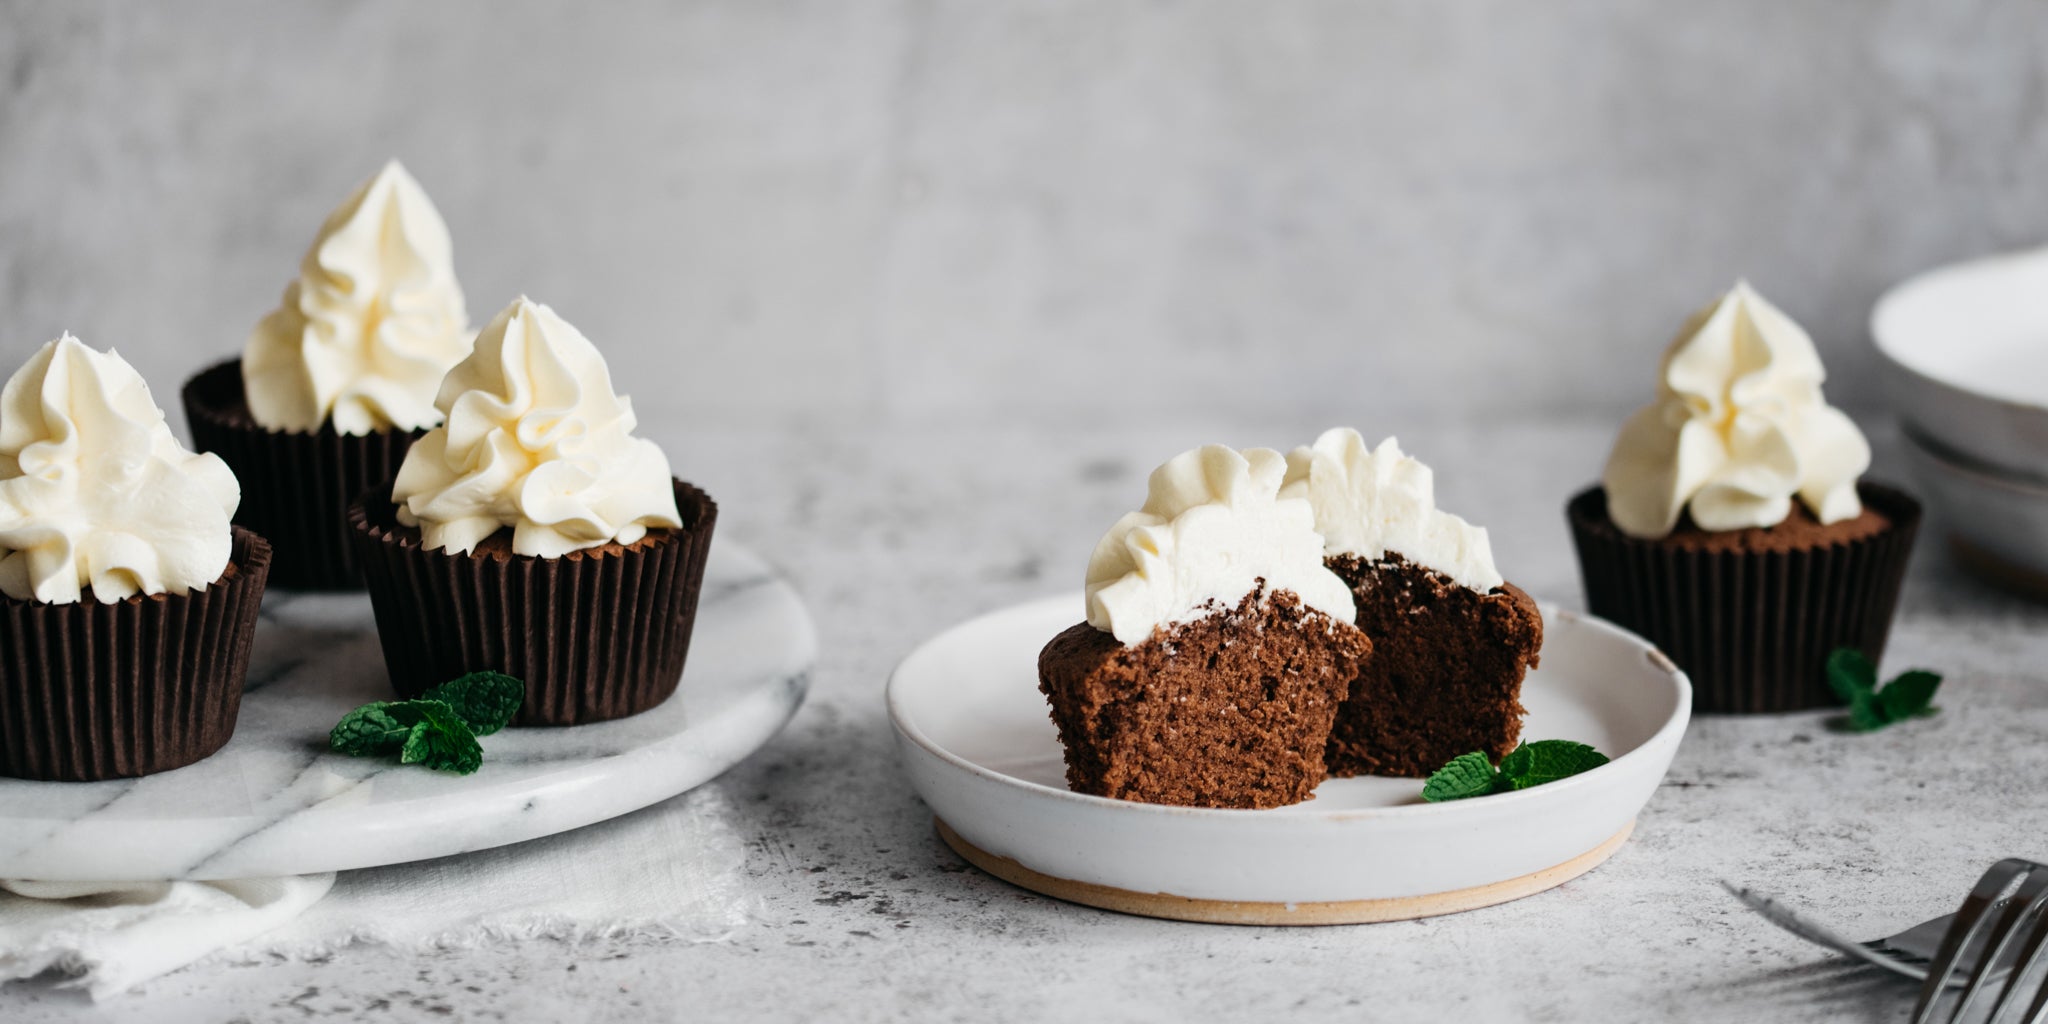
[348,479,717,727]
[0,527,273,781]
[1567,482,1921,714]
[182,359,425,591]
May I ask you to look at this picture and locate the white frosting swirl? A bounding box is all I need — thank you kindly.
[1280,429,1504,593]
[391,297,681,558]
[243,160,471,436]
[1084,444,1355,645]
[0,335,240,604]
[1603,281,1870,539]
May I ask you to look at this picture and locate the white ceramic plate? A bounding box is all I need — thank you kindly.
[1872,247,2048,481]
[0,542,814,881]
[889,596,1690,922]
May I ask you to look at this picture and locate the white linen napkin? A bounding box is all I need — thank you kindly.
[0,875,336,1000]
[0,785,753,999]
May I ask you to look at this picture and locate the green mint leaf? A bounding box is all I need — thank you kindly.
[398,701,483,775]
[1496,740,1610,791]
[420,671,526,736]
[1877,670,1942,724]
[1421,752,1498,802]
[1826,648,1878,703]
[329,701,429,756]
[1845,689,1890,732]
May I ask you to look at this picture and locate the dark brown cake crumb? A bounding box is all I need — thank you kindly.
[1323,554,1543,779]
[1037,587,1372,809]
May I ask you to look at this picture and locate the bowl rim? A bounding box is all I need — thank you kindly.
[1870,247,2048,416]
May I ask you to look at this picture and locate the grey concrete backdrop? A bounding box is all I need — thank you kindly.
[2,1,2044,433]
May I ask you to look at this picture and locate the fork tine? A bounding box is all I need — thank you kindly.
[1913,859,2039,1024]
[1952,869,2048,1023]
[2014,948,2048,1024]
[1725,881,1929,979]
[1983,879,2048,1024]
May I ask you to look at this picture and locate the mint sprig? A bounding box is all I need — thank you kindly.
[1827,648,1940,732]
[1497,740,1608,790]
[328,672,526,774]
[399,701,482,774]
[1420,740,1610,802]
[420,671,524,737]
[1419,752,1496,801]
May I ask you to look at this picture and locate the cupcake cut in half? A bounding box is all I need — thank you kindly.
[1568,281,1920,712]
[184,159,472,589]
[0,334,272,780]
[350,296,716,727]
[1038,445,1371,809]
[1282,428,1543,778]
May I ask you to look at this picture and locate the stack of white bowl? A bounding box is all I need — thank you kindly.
[1872,248,2048,595]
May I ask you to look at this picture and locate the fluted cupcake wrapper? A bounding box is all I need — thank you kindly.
[182,359,426,591]
[1567,482,1922,714]
[0,527,273,781]
[348,480,718,727]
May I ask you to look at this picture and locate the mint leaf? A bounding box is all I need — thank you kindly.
[398,701,483,775]
[1845,690,1889,732]
[1826,648,1877,704]
[327,681,509,774]
[1878,670,1942,723]
[1496,740,1610,791]
[1420,741,1610,801]
[329,702,429,756]
[1827,648,1943,733]
[421,671,525,736]
[1421,752,1497,802]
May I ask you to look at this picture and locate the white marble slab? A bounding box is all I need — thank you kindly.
[0,542,813,882]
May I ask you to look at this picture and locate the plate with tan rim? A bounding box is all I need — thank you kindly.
[887,596,1690,925]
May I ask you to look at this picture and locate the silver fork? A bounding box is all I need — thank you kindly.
[1908,859,2048,1024]
[1727,859,2048,1024]
[1723,881,1958,982]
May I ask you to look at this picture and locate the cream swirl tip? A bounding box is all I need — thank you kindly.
[1602,281,1869,539]
[244,159,471,436]
[1280,429,1503,592]
[391,296,681,558]
[0,334,240,604]
[1084,444,1355,645]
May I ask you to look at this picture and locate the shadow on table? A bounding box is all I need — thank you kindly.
[1674,958,1921,1020]
[1,969,92,1007]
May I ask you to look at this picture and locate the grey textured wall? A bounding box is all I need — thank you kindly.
[2,1,2043,431]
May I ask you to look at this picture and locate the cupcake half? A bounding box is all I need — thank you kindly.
[184,160,471,590]
[1038,445,1371,809]
[1568,282,1920,713]
[350,296,715,727]
[1282,429,1543,777]
[0,335,271,781]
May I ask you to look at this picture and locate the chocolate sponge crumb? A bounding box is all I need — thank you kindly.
[1323,554,1543,779]
[1038,588,1371,809]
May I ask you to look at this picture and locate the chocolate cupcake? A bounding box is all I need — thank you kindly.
[1281,429,1543,778]
[1039,444,1372,809]
[0,335,272,780]
[350,296,714,727]
[183,160,472,590]
[1568,281,1920,713]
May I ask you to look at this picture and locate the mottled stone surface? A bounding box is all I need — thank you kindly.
[4,416,2042,1023]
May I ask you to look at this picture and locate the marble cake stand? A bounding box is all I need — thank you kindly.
[0,542,813,882]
